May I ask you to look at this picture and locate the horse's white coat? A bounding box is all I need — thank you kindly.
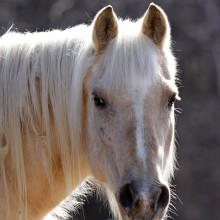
[132,78,150,162]
[134,96,146,162]
[0,4,178,220]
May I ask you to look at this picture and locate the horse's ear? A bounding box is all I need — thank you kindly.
[142,3,170,49]
[92,5,118,52]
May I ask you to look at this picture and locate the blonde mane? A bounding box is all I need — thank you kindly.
[0,25,94,219]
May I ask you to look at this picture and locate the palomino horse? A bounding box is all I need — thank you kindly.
[0,3,179,220]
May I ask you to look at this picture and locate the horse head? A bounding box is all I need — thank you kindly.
[84,3,179,220]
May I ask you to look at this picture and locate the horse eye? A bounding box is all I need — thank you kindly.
[168,93,176,108]
[93,95,106,109]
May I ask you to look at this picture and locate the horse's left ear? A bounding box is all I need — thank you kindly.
[142,3,170,50]
[92,5,118,52]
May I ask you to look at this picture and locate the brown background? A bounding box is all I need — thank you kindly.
[1,0,220,219]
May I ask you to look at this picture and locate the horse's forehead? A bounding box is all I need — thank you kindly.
[99,36,162,90]
[102,71,160,101]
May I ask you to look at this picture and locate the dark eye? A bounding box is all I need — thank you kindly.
[168,93,176,108]
[93,95,106,109]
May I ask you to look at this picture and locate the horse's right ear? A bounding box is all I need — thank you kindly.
[92,6,118,53]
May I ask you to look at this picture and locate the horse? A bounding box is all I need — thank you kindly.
[0,3,179,220]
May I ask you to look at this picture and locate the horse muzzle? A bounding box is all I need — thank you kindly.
[116,181,170,220]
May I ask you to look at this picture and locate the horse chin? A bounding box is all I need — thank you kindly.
[120,214,155,220]
[118,204,167,220]
[120,214,164,220]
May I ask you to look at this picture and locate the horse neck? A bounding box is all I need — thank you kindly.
[0,28,93,220]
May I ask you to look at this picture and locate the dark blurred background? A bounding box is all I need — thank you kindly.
[1,0,220,219]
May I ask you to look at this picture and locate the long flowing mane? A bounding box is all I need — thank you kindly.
[0,25,94,219]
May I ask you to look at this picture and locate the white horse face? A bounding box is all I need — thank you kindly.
[85,4,179,220]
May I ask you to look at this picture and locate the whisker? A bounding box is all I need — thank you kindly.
[174,108,182,114]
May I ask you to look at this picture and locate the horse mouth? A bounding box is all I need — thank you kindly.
[123,216,154,220]
[121,212,163,220]
[119,205,159,220]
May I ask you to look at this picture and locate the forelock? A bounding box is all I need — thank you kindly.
[99,19,162,89]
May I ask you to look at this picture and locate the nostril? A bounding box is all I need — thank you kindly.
[118,183,137,211]
[118,182,170,215]
[155,185,170,211]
